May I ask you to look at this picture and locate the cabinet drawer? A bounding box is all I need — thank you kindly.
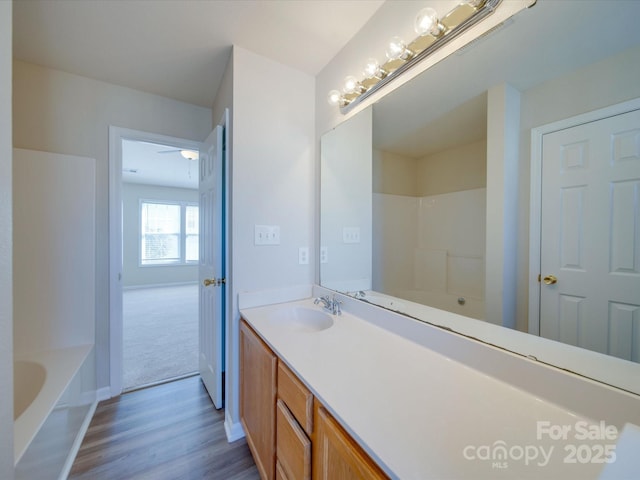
[276,399,311,480]
[277,361,313,435]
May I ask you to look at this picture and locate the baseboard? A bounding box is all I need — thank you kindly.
[96,386,112,401]
[224,415,245,443]
[57,398,98,480]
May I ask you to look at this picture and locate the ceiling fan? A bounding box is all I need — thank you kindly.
[158,148,199,160]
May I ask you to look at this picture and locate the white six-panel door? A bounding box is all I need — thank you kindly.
[540,109,640,362]
[199,125,224,409]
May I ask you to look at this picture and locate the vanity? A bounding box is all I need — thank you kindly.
[240,314,387,480]
[239,1,640,478]
[239,288,640,480]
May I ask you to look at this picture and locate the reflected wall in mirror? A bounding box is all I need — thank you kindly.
[373,93,488,320]
[320,107,372,293]
[320,1,640,394]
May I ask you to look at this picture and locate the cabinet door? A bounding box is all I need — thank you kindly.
[240,319,277,480]
[313,406,388,480]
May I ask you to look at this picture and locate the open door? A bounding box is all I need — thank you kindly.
[199,124,225,408]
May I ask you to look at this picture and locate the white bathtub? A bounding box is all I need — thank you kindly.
[14,360,47,421]
[396,289,485,320]
[363,289,485,321]
[14,345,96,479]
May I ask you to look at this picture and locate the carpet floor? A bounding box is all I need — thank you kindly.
[123,284,199,391]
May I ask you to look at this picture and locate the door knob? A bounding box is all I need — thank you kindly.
[542,275,558,285]
[203,278,216,287]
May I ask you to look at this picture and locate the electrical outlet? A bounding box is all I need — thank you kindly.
[298,247,309,265]
[255,225,280,245]
[320,246,328,264]
[343,226,361,244]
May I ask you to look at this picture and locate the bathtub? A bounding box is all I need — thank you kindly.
[14,345,96,479]
[363,289,485,321]
[395,289,485,320]
[14,360,47,421]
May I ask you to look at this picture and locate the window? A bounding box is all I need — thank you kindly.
[140,201,199,265]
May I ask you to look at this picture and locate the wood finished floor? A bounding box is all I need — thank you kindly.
[69,375,259,480]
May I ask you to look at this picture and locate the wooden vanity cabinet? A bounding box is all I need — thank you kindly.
[240,318,388,480]
[240,320,277,480]
[313,405,388,480]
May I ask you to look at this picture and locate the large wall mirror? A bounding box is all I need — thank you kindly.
[320,1,640,394]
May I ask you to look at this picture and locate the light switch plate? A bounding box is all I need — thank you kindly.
[343,226,360,244]
[255,225,280,245]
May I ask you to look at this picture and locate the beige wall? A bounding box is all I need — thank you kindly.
[12,61,212,389]
[416,139,486,197]
[373,139,486,197]
[0,1,14,477]
[373,149,417,196]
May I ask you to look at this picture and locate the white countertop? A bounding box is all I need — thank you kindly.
[240,294,639,479]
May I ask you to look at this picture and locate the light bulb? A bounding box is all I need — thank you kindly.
[363,58,379,79]
[415,7,443,36]
[343,75,360,94]
[385,36,408,61]
[327,89,342,106]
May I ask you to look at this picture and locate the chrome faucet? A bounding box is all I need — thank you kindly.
[314,295,342,315]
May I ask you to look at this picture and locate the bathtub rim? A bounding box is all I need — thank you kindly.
[13,360,47,421]
[13,344,93,465]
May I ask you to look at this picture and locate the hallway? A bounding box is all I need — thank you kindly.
[69,376,258,479]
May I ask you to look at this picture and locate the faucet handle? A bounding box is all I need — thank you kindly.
[333,298,342,316]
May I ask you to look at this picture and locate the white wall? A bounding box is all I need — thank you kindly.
[373,193,418,293]
[13,149,95,354]
[122,183,199,287]
[12,61,212,390]
[0,2,14,477]
[372,140,486,305]
[226,46,315,434]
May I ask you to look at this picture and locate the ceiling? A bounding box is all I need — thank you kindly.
[12,0,385,189]
[12,0,385,108]
[122,140,199,189]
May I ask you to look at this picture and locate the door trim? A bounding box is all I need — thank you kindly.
[108,126,200,397]
[528,97,640,336]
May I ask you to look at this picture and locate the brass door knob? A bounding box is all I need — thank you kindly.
[203,278,216,287]
[543,275,558,285]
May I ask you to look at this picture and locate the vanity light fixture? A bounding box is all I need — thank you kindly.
[328,0,502,112]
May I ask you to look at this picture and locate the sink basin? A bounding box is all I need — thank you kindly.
[269,306,334,332]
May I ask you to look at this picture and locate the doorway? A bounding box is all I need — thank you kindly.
[121,138,201,390]
[529,98,640,362]
[109,128,202,396]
